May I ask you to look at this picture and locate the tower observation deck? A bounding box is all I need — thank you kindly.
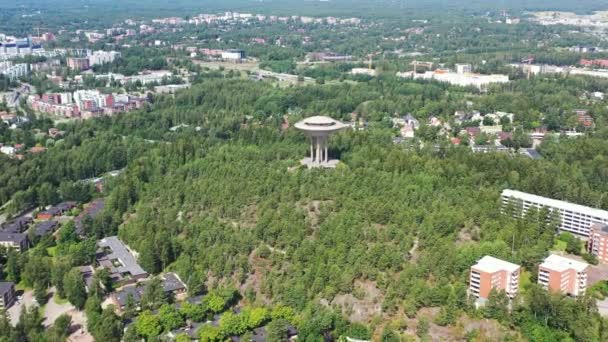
[294,116,348,168]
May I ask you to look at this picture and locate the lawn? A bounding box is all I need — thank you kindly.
[553,240,567,252]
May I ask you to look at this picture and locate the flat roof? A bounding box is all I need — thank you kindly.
[472,255,520,273]
[294,115,348,132]
[97,236,147,277]
[591,223,608,235]
[502,189,608,220]
[541,254,589,272]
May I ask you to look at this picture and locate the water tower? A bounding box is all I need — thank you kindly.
[295,116,348,168]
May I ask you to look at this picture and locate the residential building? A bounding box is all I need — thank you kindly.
[75,198,105,235]
[96,236,148,285]
[111,272,187,310]
[0,282,16,309]
[88,50,121,66]
[33,220,59,237]
[455,63,472,74]
[397,70,509,91]
[0,232,29,252]
[575,109,594,128]
[37,201,76,220]
[67,57,90,71]
[501,189,608,237]
[538,254,589,296]
[0,63,28,80]
[221,49,246,62]
[1,216,33,233]
[469,256,520,301]
[587,223,608,263]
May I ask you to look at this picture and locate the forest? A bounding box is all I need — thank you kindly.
[2,73,608,340]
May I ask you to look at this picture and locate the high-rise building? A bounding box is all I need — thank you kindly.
[538,254,589,296]
[469,256,520,300]
[587,223,608,263]
[501,189,608,238]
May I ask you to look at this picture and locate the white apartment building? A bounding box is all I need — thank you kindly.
[501,189,608,237]
[73,90,108,110]
[397,70,509,91]
[89,51,121,66]
[0,63,28,80]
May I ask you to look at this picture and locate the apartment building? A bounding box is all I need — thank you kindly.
[88,50,121,66]
[587,223,608,263]
[469,256,521,301]
[501,189,608,238]
[538,254,589,296]
[0,282,16,309]
[67,57,90,71]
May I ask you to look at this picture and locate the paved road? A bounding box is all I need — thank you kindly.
[8,287,87,331]
[8,289,35,325]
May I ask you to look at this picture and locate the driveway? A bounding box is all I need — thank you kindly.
[7,289,35,325]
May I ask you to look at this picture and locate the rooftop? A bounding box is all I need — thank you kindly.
[473,255,520,273]
[161,272,187,293]
[0,282,14,295]
[34,220,59,236]
[96,236,147,278]
[294,116,348,132]
[592,223,608,235]
[541,254,589,273]
[502,189,608,220]
[0,232,27,244]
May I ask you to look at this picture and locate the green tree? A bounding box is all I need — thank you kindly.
[90,307,124,342]
[136,310,161,339]
[179,301,207,322]
[48,314,72,342]
[63,268,87,309]
[158,303,185,332]
[484,290,509,322]
[266,319,289,342]
[34,282,48,305]
[199,324,223,342]
[141,277,166,310]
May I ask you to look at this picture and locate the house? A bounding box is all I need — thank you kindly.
[28,146,47,154]
[79,265,96,291]
[111,272,187,310]
[37,201,77,220]
[34,220,59,236]
[465,127,481,137]
[75,198,105,235]
[575,109,594,127]
[1,216,33,233]
[0,282,16,309]
[96,236,148,285]
[161,272,188,300]
[403,114,420,129]
[0,232,29,252]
